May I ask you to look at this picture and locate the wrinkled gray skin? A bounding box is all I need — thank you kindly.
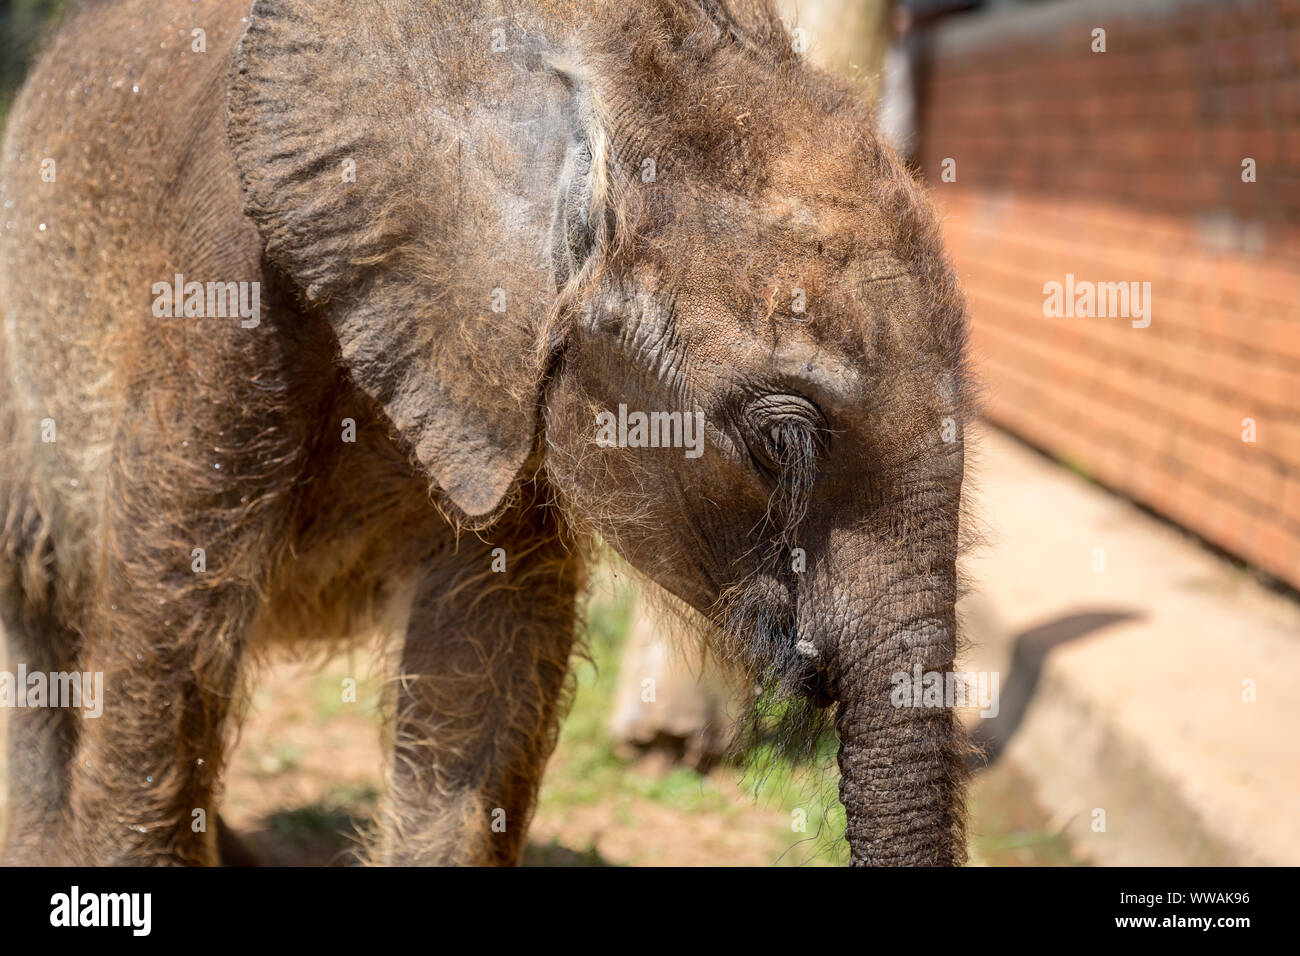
[0,0,970,865]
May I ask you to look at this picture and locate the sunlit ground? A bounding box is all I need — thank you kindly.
[0,567,1083,866]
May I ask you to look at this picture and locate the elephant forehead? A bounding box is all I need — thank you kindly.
[670,261,921,368]
[655,195,926,332]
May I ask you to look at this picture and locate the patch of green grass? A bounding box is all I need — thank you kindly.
[544,578,738,815]
[738,733,849,867]
[256,743,303,777]
[257,784,379,864]
[311,663,380,724]
[538,572,848,865]
[967,762,1087,866]
[522,838,613,867]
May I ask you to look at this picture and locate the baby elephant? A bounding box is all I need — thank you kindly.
[0,0,972,865]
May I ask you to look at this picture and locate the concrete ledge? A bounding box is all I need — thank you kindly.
[959,424,1300,866]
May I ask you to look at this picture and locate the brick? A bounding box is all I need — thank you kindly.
[917,3,1300,589]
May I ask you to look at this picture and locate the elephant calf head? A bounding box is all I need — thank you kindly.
[542,4,974,866]
[229,0,971,865]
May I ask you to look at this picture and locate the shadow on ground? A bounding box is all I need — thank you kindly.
[223,804,615,867]
[968,609,1140,770]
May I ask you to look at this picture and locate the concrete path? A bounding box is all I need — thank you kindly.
[959,424,1300,865]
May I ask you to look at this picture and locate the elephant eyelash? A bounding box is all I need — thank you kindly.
[747,413,820,491]
[743,395,824,467]
[761,419,815,469]
[739,396,825,551]
[749,418,818,551]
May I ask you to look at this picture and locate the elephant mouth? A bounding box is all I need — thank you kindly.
[802,666,836,709]
[724,574,835,709]
[784,633,836,708]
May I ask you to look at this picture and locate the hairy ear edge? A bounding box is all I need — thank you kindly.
[227,0,573,521]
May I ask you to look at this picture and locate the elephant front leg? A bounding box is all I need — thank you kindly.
[374,512,581,866]
[62,553,256,867]
[58,455,277,865]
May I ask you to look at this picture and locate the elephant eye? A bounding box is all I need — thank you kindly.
[743,395,824,478]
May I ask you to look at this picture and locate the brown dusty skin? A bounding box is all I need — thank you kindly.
[0,0,972,865]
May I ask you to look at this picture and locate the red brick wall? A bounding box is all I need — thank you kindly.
[918,0,1300,586]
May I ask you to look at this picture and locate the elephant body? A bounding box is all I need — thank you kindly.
[0,0,972,865]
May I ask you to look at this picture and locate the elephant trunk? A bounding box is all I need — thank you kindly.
[825,567,968,866]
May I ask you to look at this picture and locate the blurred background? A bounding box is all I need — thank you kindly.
[1,0,1296,865]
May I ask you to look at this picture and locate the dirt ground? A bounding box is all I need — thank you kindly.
[0,578,1083,867]
[225,658,1082,867]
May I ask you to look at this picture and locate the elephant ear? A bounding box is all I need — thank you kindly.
[227,0,603,518]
